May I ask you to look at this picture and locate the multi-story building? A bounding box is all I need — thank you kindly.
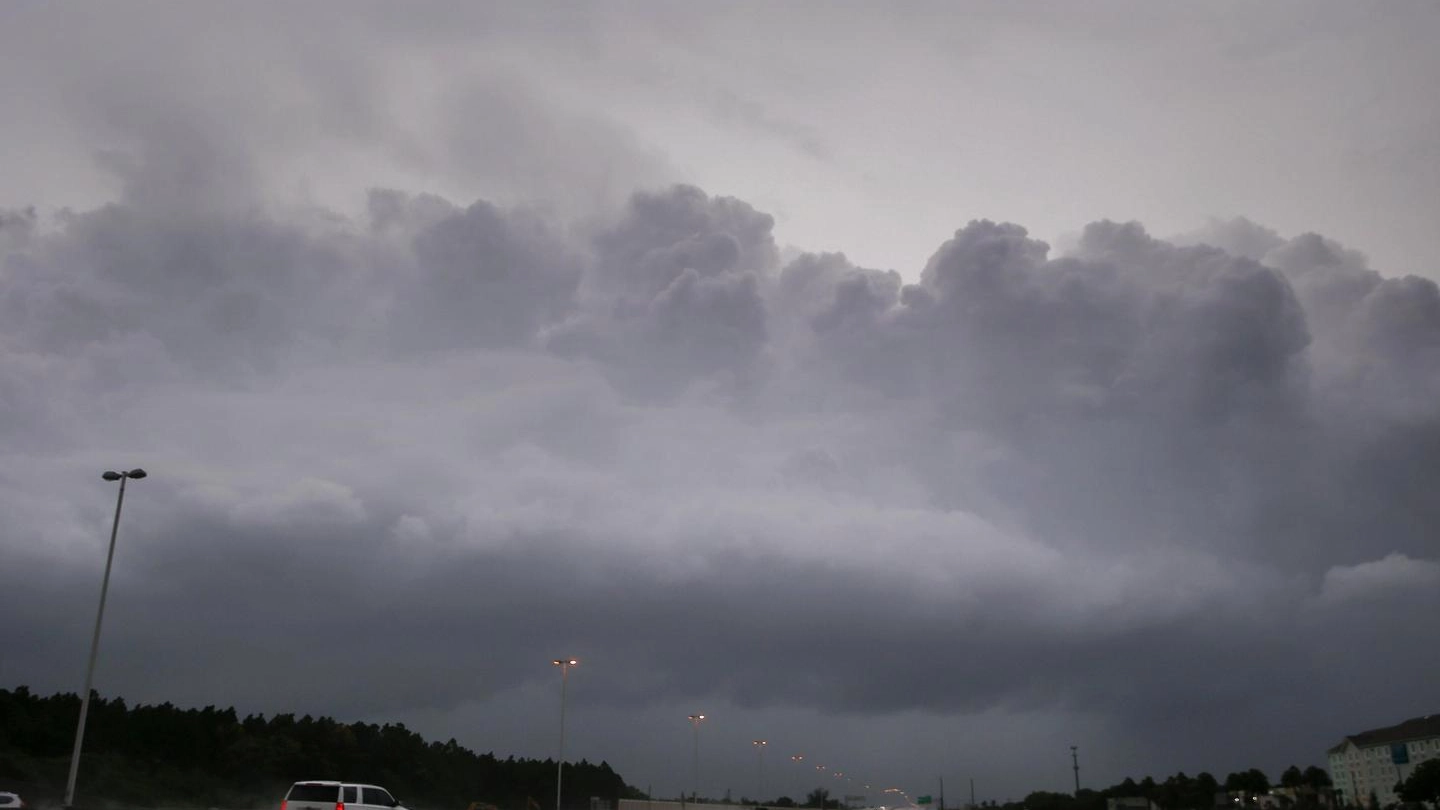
[1327,714,1440,807]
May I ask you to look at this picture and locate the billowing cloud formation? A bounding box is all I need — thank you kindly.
[546,186,777,397]
[3,164,1439,798]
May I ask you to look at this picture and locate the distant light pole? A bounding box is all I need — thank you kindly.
[65,468,148,809]
[1070,746,1080,795]
[688,714,707,802]
[553,658,578,810]
[752,740,768,803]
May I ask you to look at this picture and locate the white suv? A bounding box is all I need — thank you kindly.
[283,781,408,810]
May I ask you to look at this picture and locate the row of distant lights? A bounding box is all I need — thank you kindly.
[550,662,902,801]
[690,717,889,793]
[692,718,898,798]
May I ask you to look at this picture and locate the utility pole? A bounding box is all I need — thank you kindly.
[939,777,945,810]
[1071,747,1080,796]
[970,779,975,809]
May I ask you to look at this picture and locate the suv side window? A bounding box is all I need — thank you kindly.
[343,788,358,804]
[363,789,395,807]
[289,785,341,803]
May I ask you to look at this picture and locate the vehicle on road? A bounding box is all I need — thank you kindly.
[0,792,24,810]
[283,781,407,810]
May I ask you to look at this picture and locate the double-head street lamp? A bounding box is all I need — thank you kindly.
[883,788,913,807]
[553,659,578,810]
[752,740,768,802]
[688,714,707,801]
[65,468,148,809]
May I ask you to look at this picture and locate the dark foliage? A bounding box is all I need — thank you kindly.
[801,789,840,809]
[1396,759,1440,805]
[0,687,631,810]
[998,765,1337,810]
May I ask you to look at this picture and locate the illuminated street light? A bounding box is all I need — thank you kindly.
[787,755,805,804]
[552,659,578,810]
[688,714,707,801]
[752,740,768,802]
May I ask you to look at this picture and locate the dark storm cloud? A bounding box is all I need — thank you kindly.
[5,165,1434,706]
[1,203,350,375]
[3,122,1440,803]
[391,194,584,351]
[545,186,777,397]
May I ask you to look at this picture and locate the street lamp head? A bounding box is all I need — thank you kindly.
[102,471,122,481]
[126,469,147,479]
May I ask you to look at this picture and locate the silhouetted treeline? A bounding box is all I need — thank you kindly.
[994,765,1333,810]
[0,687,637,810]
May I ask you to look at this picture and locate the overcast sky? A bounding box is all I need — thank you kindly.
[2,1,1439,804]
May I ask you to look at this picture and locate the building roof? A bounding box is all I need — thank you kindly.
[1328,715,1440,754]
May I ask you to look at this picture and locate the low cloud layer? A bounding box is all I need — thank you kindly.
[3,151,1439,797]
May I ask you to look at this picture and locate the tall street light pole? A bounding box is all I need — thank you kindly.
[1071,746,1080,796]
[688,714,707,802]
[553,659,578,810]
[752,740,767,803]
[65,468,148,809]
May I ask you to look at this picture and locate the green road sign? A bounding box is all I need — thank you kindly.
[917,798,932,805]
